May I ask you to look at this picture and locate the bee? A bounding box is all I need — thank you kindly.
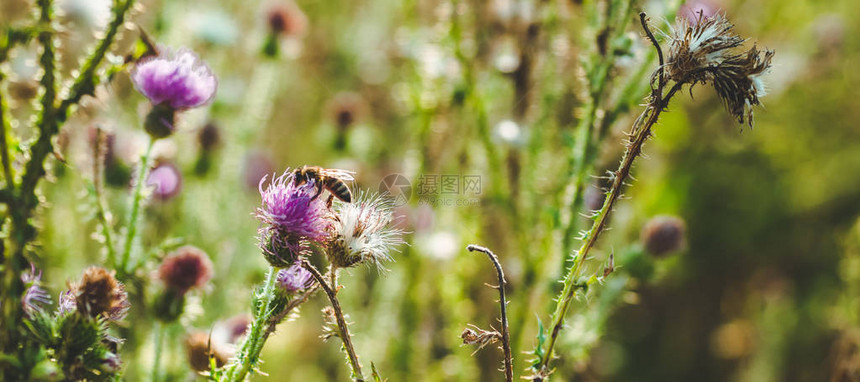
[292,166,355,205]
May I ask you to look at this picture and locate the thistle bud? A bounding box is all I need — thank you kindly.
[143,103,178,139]
[640,215,687,257]
[198,122,221,152]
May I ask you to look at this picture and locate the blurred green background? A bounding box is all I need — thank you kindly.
[3,0,860,380]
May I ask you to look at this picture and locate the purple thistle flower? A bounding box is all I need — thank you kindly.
[21,264,51,315]
[257,171,330,239]
[131,48,217,139]
[58,290,77,315]
[276,264,315,294]
[131,48,217,110]
[256,171,331,266]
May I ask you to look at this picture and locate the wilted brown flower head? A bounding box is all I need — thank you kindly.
[159,246,214,294]
[641,215,687,257]
[70,267,130,320]
[664,12,773,126]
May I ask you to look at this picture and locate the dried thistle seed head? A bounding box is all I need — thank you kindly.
[665,13,745,84]
[641,215,687,257]
[158,245,214,294]
[710,45,774,125]
[663,12,774,126]
[325,194,405,269]
[185,331,230,373]
[70,267,130,320]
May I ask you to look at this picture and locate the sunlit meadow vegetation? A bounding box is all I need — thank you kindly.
[1,0,859,380]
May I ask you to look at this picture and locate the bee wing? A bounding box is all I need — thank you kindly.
[319,168,356,182]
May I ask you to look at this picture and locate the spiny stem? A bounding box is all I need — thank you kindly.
[537,13,680,378]
[265,284,320,334]
[226,266,279,382]
[467,245,513,382]
[302,260,365,382]
[18,0,57,218]
[559,0,637,272]
[120,137,155,276]
[56,0,137,122]
[0,0,55,373]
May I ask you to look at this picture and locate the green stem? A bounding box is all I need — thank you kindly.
[558,0,636,271]
[120,137,155,275]
[226,267,279,382]
[152,321,164,382]
[0,83,13,191]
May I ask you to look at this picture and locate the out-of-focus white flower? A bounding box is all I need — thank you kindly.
[417,231,459,261]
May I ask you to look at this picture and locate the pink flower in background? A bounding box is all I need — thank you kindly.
[147,162,183,200]
[679,0,719,22]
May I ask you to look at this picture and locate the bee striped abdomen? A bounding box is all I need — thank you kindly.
[325,177,352,203]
